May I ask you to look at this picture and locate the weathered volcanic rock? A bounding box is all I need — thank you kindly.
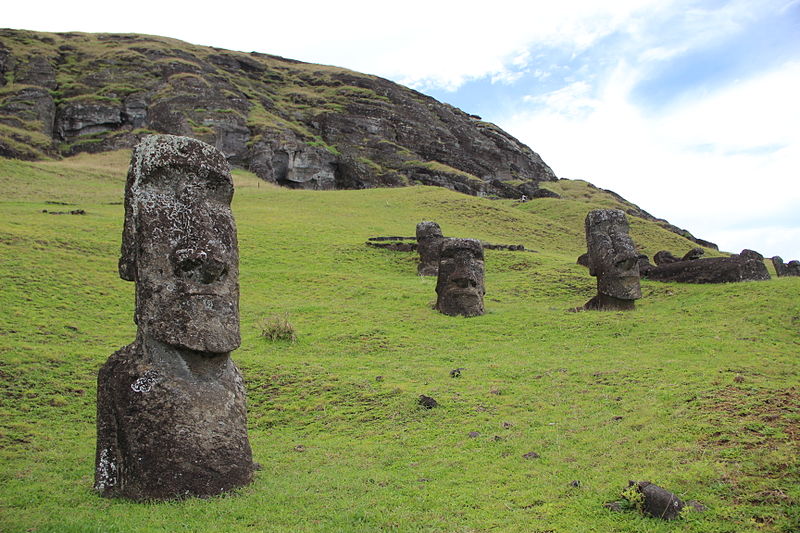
[583,209,641,310]
[645,257,770,283]
[738,249,764,262]
[787,260,800,276]
[0,29,556,198]
[631,481,685,520]
[681,248,705,261]
[95,135,254,500]
[772,256,789,277]
[435,238,485,317]
[653,250,680,266]
[637,254,655,276]
[416,221,445,276]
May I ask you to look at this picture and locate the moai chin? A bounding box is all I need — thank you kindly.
[583,209,641,310]
[416,221,444,276]
[94,135,255,500]
[435,238,486,317]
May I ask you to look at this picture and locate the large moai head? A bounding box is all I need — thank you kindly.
[416,221,445,276]
[584,209,641,308]
[435,238,485,317]
[119,135,240,353]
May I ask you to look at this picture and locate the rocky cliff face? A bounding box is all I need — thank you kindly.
[0,29,557,198]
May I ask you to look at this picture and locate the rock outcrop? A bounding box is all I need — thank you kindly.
[0,29,555,198]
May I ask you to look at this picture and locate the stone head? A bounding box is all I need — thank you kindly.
[416,221,445,276]
[416,221,443,241]
[119,135,240,353]
[435,238,485,317]
[585,209,641,300]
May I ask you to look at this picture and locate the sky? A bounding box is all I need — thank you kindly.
[6,0,800,258]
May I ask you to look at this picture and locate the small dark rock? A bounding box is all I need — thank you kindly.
[468,431,480,438]
[502,421,513,429]
[450,367,464,378]
[492,435,504,442]
[522,451,540,459]
[418,395,438,409]
[612,416,624,421]
[630,481,685,520]
[375,375,384,382]
[570,480,582,487]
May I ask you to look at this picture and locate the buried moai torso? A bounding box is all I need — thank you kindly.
[583,209,641,310]
[435,238,485,317]
[416,221,445,276]
[95,135,254,500]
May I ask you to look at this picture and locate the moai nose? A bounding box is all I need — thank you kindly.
[173,249,228,284]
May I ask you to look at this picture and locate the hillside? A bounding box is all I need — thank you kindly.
[0,29,558,199]
[0,151,798,532]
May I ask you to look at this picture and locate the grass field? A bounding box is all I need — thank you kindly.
[0,152,798,532]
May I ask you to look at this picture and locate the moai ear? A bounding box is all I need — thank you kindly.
[118,164,138,282]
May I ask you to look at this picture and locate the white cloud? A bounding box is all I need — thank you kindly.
[501,60,800,258]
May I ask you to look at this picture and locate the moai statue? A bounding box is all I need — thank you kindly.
[787,260,800,276]
[771,256,789,277]
[435,238,485,317]
[583,209,641,310]
[94,135,255,500]
[416,221,445,276]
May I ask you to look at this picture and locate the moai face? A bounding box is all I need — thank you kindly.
[119,135,240,353]
[435,238,485,317]
[416,221,444,276]
[585,209,641,300]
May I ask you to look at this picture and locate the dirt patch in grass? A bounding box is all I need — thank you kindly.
[700,386,800,450]
[696,386,799,530]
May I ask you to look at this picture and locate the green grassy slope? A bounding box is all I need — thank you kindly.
[0,153,798,532]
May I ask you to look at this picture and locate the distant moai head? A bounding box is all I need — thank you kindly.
[119,135,240,353]
[435,238,485,317]
[771,256,788,277]
[585,209,641,302]
[416,221,445,276]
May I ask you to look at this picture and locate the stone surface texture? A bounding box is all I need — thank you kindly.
[645,256,770,283]
[653,250,680,266]
[633,481,685,520]
[0,30,555,199]
[416,221,445,276]
[772,256,789,277]
[95,134,254,500]
[435,238,485,317]
[583,209,641,310]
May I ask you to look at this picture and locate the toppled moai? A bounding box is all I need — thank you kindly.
[653,250,680,266]
[645,256,770,283]
[681,248,705,261]
[583,209,641,310]
[95,135,255,500]
[416,221,445,276]
[629,481,685,520]
[435,238,485,317]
